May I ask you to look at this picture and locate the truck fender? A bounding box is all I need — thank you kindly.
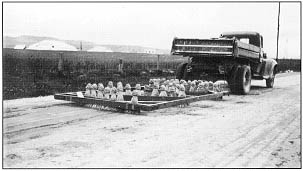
[261,59,277,79]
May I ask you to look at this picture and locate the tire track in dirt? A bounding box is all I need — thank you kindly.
[218,111,298,167]
[199,75,300,167]
[261,123,301,168]
[3,104,127,145]
[4,103,83,125]
[209,86,289,155]
[211,84,300,167]
[4,106,89,131]
[247,117,300,168]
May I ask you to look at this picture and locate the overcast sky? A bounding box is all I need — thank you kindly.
[3,2,301,58]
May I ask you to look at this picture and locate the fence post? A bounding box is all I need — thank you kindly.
[58,52,63,72]
[157,54,160,70]
[118,58,123,73]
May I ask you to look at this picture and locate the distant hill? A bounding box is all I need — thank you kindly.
[4,35,58,48]
[3,35,170,54]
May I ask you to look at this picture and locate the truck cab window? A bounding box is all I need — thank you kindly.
[248,36,261,47]
[239,38,249,44]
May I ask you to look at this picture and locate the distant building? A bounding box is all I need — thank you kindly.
[14,44,26,49]
[144,49,156,54]
[27,40,78,51]
[87,46,113,52]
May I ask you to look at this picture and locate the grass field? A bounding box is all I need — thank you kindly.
[3,48,300,100]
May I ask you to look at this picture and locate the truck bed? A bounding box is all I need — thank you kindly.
[171,38,261,60]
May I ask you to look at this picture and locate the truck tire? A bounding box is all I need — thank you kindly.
[234,65,251,95]
[266,66,276,88]
[176,63,187,80]
[266,77,274,88]
[228,66,240,93]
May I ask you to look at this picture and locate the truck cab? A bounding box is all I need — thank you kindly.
[220,31,266,60]
[220,31,263,48]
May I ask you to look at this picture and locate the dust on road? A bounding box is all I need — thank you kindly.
[3,72,301,168]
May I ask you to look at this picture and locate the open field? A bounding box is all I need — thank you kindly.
[3,72,301,168]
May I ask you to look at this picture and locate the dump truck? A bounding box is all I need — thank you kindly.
[171,31,278,94]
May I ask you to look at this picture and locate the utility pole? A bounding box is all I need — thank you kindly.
[276,2,281,61]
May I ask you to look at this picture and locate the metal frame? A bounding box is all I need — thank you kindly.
[54,91,227,114]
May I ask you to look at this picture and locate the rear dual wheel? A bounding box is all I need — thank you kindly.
[229,65,251,95]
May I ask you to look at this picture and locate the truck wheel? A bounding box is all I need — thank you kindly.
[235,65,251,95]
[228,66,240,93]
[266,77,274,88]
[176,63,187,80]
[266,67,276,88]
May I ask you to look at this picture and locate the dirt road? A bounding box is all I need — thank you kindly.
[3,72,301,168]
